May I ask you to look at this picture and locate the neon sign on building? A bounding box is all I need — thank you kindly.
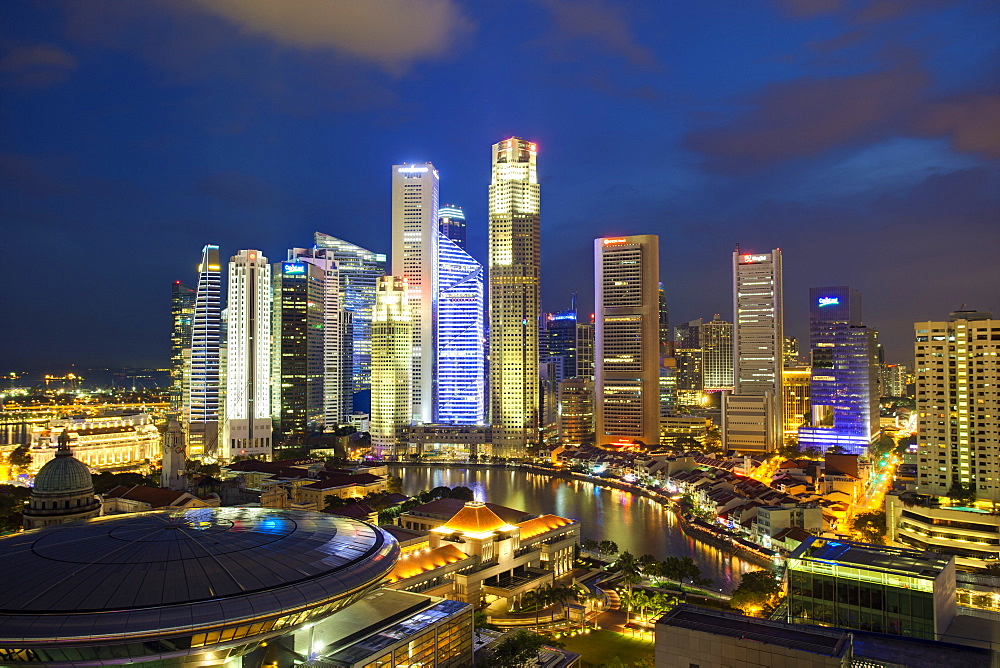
[818,297,840,307]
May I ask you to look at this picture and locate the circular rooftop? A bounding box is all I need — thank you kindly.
[0,507,398,645]
[32,451,93,494]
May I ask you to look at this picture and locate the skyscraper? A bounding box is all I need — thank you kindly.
[914,310,999,502]
[723,248,783,452]
[702,314,734,391]
[187,244,222,458]
[674,319,703,406]
[542,298,580,382]
[170,281,196,412]
[798,287,879,454]
[782,365,812,435]
[436,233,485,425]
[488,137,541,457]
[371,276,412,457]
[392,162,439,425]
[439,204,467,250]
[558,377,594,446]
[313,232,386,397]
[222,250,272,460]
[659,283,671,357]
[595,235,660,447]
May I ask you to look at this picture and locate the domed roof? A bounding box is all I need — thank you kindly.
[440,501,508,534]
[33,449,93,494]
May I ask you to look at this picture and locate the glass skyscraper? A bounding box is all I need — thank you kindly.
[438,205,467,251]
[798,286,879,454]
[314,232,386,398]
[187,244,221,458]
[436,233,485,425]
[170,281,195,412]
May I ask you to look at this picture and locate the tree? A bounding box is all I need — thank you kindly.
[610,551,643,595]
[385,474,403,495]
[581,537,599,554]
[852,510,887,544]
[730,570,780,615]
[474,610,500,632]
[826,445,847,455]
[8,445,32,473]
[480,630,548,668]
[598,539,619,557]
[324,495,350,511]
[0,484,31,532]
[947,482,976,506]
[448,486,475,501]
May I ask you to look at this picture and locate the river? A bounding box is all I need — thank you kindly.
[389,465,755,592]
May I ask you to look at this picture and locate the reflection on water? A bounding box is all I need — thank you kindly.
[389,465,755,592]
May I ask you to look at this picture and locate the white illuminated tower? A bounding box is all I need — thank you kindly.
[488,137,541,457]
[723,249,784,452]
[371,276,412,457]
[595,235,661,447]
[187,244,221,459]
[702,314,734,391]
[391,163,439,425]
[222,249,272,460]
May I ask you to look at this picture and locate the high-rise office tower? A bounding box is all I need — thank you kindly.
[674,319,704,406]
[170,282,196,411]
[313,232,386,398]
[542,297,580,382]
[371,277,412,457]
[437,233,485,425]
[659,283,671,356]
[187,244,222,458]
[439,205,467,251]
[702,314,734,391]
[914,310,999,502]
[595,235,661,447]
[783,336,800,367]
[798,287,879,454]
[723,248,783,452]
[782,365,812,435]
[287,248,353,429]
[577,318,595,378]
[660,360,678,417]
[392,162,439,425]
[880,363,908,398]
[558,377,595,446]
[488,137,541,457]
[222,250,272,460]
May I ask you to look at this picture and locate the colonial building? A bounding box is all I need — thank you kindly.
[22,431,102,530]
[28,413,160,472]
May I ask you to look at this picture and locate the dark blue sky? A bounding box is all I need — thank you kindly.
[2,0,997,371]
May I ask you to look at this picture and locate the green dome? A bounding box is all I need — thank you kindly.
[33,452,94,494]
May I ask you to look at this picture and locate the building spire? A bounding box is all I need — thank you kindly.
[56,429,72,457]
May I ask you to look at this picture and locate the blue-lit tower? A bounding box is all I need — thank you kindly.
[187,244,222,458]
[439,205,467,251]
[798,286,880,454]
[436,233,485,424]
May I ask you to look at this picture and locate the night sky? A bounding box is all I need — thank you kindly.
[2,0,997,372]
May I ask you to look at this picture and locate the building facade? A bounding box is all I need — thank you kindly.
[488,137,541,457]
[22,431,102,530]
[371,276,412,457]
[558,377,595,446]
[595,235,661,447]
[436,234,486,426]
[674,318,704,407]
[914,310,999,502]
[392,162,440,425]
[222,249,273,460]
[724,248,784,452]
[28,414,160,471]
[187,244,222,458]
[438,204,467,250]
[313,232,387,397]
[783,365,812,435]
[798,287,879,454]
[169,281,195,412]
[701,314,734,391]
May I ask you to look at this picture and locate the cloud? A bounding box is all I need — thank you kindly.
[193,0,473,73]
[0,44,77,87]
[773,0,845,18]
[539,0,660,70]
[684,63,927,173]
[914,93,1000,159]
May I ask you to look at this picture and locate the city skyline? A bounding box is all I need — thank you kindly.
[2,2,997,372]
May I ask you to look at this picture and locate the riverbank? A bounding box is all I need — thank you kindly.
[389,460,775,571]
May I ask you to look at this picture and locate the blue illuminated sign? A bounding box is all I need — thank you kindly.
[283,263,306,275]
[818,297,840,307]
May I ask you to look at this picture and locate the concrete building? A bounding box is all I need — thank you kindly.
[28,413,160,471]
[392,162,439,425]
[782,365,812,436]
[724,249,784,452]
[886,493,1000,571]
[488,137,541,457]
[21,431,101,530]
[914,310,999,502]
[674,318,704,407]
[438,204,467,250]
[558,377,595,446]
[187,244,222,458]
[222,249,273,460]
[370,276,412,457]
[160,413,186,491]
[702,313,734,391]
[595,235,661,448]
[169,281,195,412]
[403,424,492,460]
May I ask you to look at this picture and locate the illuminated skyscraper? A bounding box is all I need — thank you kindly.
[170,281,195,411]
[313,232,386,397]
[702,314,734,391]
[542,298,580,382]
[914,310,999,502]
[436,233,485,425]
[782,365,812,435]
[392,162,439,424]
[798,287,879,454]
[784,336,800,367]
[488,137,541,457]
[659,283,671,356]
[558,377,594,446]
[371,277,412,457]
[595,235,661,447]
[222,250,272,460]
[438,204,467,251]
[674,319,703,406]
[187,244,221,458]
[723,248,783,452]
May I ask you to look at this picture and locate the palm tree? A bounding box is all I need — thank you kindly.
[613,551,643,596]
